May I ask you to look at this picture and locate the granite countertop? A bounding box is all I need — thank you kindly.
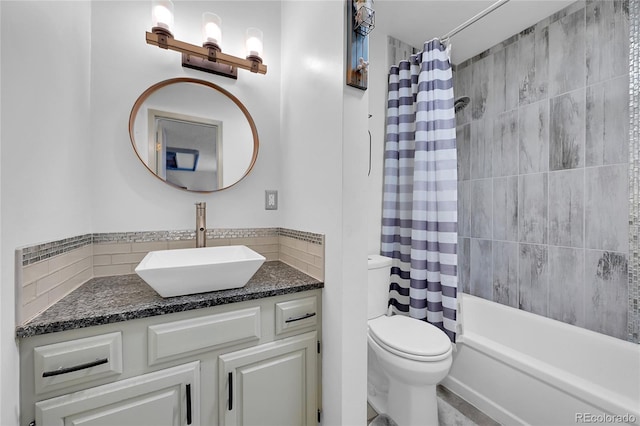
[16,261,323,338]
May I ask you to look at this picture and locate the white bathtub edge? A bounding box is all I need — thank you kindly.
[441,374,529,426]
[461,331,640,419]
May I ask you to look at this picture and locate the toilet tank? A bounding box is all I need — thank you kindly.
[368,255,393,319]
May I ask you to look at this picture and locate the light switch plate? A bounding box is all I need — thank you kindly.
[265,190,278,210]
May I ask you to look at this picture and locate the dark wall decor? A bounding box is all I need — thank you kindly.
[346,0,375,90]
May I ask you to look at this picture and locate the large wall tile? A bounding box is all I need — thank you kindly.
[550,89,585,171]
[493,176,518,241]
[519,100,549,174]
[493,42,519,114]
[387,36,418,69]
[518,173,548,244]
[458,237,470,294]
[493,110,519,177]
[586,0,630,85]
[519,243,549,316]
[545,0,587,26]
[493,47,507,114]
[493,241,518,308]
[470,119,493,179]
[586,74,630,166]
[458,181,471,238]
[518,26,549,105]
[548,246,585,327]
[456,123,471,181]
[585,250,628,340]
[471,54,494,121]
[470,179,492,239]
[471,239,493,300]
[549,8,586,96]
[585,164,629,252]
[548,169,584,247]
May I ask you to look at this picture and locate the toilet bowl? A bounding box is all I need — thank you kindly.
[367,255,453,426]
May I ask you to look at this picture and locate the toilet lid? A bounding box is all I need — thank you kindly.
[368,315,451,357]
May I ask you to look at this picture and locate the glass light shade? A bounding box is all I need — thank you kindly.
[202,13,222,48]
[152,0,174,32]
[245,27,264,59]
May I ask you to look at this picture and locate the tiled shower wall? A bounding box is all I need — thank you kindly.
[455,0,632,340]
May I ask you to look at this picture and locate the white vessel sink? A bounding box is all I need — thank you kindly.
[135,245,266,298]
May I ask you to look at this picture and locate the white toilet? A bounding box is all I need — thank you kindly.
[367,255,453,426]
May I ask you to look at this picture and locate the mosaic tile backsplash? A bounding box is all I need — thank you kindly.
[455,0,635,342]
[629,0,639,343]
[17,228,324,325]
[21,234,92,266]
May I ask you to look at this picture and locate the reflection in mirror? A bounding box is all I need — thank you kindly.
[129,78,258,192]
[151,110,223,191]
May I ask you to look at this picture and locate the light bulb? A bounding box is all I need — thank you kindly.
[151,1,174,32]
[245,28,263,60]
[202,13,222,48]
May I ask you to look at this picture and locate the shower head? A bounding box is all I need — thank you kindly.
[454,96,470,114]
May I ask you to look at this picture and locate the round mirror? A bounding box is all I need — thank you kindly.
[129,78,258,192]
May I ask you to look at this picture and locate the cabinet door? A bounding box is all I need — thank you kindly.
[36,361,200,426]
[219,332,317,426]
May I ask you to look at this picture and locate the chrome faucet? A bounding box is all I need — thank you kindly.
[195,202,207,248]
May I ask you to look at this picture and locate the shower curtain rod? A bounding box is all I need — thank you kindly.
[440,0,511,42]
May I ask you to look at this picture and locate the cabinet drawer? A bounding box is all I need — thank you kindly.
[148,307,261,365]
[275,296,318,336]
[36,361,200,426]
[34,332,122,395]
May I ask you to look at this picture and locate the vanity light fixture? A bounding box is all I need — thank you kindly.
[146,1,267,79]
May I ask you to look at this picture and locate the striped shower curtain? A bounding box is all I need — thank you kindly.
[381,39,458,342]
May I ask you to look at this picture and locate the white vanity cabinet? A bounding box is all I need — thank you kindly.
[19,290,322,426]
[219,331,317,426]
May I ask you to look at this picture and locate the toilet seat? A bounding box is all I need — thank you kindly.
[368,315,452,362]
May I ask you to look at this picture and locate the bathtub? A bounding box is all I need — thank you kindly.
[442,294,640,426]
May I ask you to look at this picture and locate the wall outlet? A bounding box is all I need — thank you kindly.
[265,190,278,210]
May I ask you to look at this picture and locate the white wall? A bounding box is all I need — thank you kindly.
[0,4,3,423]
[366,30,389,255]
[340,84,371,425]
[1,1,281,423]
[0,2,93,424]
[90,1,282,232]
[0,4,2,422]
[280,1,369,424]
